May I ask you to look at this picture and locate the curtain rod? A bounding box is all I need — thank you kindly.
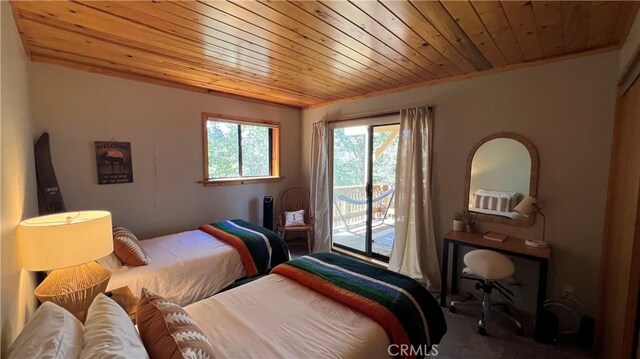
[326,106,433,124]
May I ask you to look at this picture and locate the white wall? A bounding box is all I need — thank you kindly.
[0,2,39,353]
[30,63,302,239]
[301,52,618,314]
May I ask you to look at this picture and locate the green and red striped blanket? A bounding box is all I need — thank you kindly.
[199,219,289,277]
[271,252,446,359]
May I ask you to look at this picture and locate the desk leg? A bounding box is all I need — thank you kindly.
[440,240,449,307]
[534,259,549,342]
[451,243,459,295]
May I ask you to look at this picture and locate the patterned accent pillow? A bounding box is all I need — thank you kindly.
[112,226,148,266]
[137,288,215,359]
[285,209,305,227]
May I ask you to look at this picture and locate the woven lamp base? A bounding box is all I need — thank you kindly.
[34,261,111,322]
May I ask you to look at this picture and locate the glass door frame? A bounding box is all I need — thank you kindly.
[329,116,400,261]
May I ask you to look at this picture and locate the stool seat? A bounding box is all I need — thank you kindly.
[464,250,515,280]
[452,249,522,336]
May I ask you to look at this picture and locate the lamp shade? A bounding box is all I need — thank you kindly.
[19,211,113,271]
[514,196,537,217]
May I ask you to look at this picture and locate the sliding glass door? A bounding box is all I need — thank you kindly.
[332,126,368,253]
[371,125,399,257]
[331,123,399,259]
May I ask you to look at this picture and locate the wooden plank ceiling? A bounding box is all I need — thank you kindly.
[11,1,639,108]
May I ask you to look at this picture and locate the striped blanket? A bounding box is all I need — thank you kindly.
[271,253,446,358]
[199,219,289,277]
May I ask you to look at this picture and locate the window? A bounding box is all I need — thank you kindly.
[202,113,280,186]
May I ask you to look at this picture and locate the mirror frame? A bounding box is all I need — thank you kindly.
[463,131,539,227]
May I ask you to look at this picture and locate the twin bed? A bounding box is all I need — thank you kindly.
[10,219,447,358]
[186,271,393,358]
[106,229,246,306]
[106,219,289,306]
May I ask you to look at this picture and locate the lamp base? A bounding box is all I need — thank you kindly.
[525,239,549,248]
[34,261,111,322]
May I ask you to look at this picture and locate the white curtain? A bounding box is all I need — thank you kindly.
[310,120,331,252]
[389,107,441,290]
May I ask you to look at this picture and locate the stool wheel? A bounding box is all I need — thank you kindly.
[448,306,457,314]
[516,327,524,336]
[478,327,487,336]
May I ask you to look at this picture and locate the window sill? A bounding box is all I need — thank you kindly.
[200,176,284,187]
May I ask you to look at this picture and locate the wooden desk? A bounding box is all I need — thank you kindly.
[440,231,550,340]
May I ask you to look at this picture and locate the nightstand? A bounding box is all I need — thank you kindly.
[108,286,138,323]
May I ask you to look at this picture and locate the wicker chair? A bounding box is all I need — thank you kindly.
[277,187,313,254]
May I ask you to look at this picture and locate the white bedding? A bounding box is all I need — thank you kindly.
[106,230,245,306]
[184,274,391,359]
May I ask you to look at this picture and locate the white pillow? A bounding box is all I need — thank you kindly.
[6,302,84,359]
[96,253,122,271]
[80,294,149,359]
[285,209,305,227]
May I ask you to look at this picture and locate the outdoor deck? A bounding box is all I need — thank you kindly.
[331,182,396,257]
[333,218,395,257]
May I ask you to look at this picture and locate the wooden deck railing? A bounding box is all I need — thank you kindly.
[332,184,395,230]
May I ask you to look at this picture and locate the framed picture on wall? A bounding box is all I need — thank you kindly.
[95,141,134,185]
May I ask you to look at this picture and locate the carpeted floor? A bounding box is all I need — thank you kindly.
[429,304,593,359]
[288,242,312,258]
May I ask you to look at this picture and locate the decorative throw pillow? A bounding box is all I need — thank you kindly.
[80,294,149,358]
[113,226,148,266]
[6,302,84,359]
[96,252,123,271]
[285,210,305,227]
[137,288,215,359]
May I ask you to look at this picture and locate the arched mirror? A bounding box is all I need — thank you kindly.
[464,132,539,226]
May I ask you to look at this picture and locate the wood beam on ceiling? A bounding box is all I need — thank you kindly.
[264,0,440,81]
[410,0,493,71]
[439,0,508,67]
[500,1,544,61]
[469,1,526,64]
[352,0,470,75]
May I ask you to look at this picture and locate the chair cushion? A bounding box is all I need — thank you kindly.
[285,210,305,227]
[463,250,515,280]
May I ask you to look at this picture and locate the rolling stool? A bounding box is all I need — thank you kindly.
[449,249,523,336]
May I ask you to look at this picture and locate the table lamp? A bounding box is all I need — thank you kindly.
[18,211,113,322]
[514,196,548,248]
